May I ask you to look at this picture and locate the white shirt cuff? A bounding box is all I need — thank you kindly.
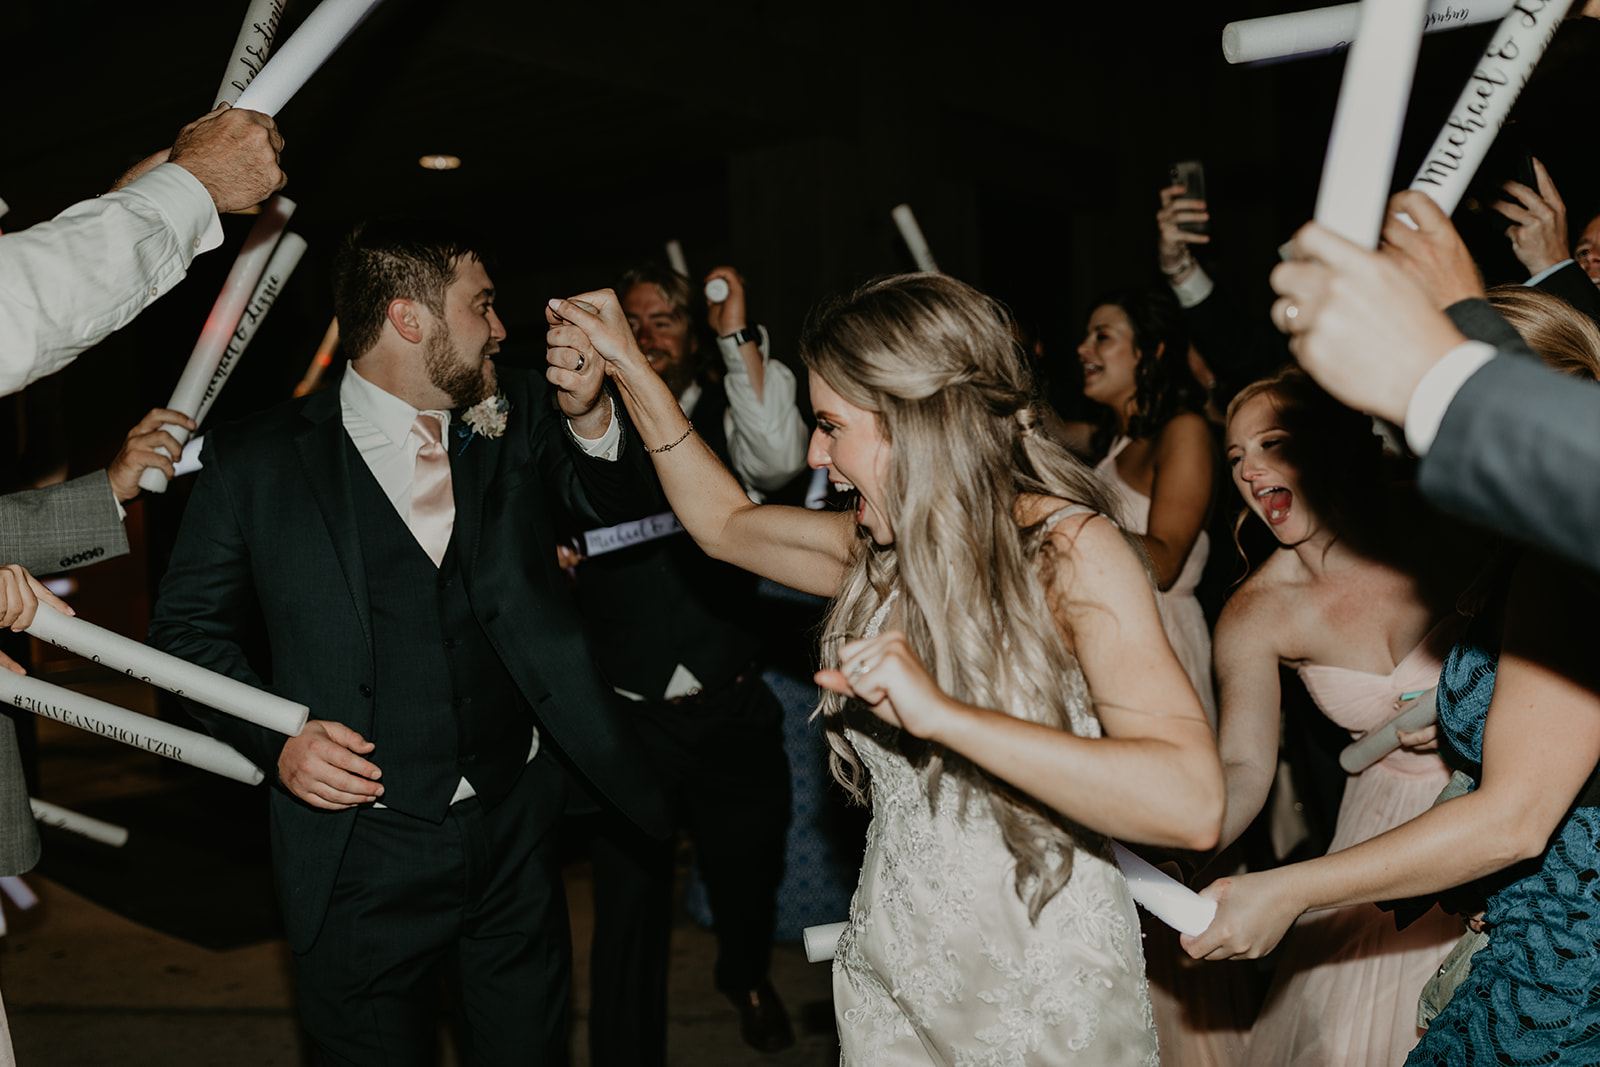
[1525,259,1574,288]
[1404,341,1497,457]
[1168,262,1214,309]
[569,394,622,461]
[124,163,224,254]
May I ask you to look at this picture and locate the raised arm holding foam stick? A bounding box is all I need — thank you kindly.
[550,276,1221,1063]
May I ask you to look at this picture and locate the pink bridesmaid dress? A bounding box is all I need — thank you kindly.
[1241,617,1466,1067]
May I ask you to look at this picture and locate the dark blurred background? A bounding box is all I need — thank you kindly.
[1,0,1595,497]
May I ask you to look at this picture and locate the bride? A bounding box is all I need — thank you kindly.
[547,273,1223,1064]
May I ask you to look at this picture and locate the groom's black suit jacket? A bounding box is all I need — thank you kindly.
[149,367,668,952]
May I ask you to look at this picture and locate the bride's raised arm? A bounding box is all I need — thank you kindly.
[547,291,855,598]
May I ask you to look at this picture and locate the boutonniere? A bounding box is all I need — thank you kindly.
[456,391,510,454]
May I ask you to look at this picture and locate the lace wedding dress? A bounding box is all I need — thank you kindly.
[832,508,1160,1066]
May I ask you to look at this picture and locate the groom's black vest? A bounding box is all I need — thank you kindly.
[348,443,533,822]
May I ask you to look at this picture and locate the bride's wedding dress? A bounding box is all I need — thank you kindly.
[831,509,1160,1066]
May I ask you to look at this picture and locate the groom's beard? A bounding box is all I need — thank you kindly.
[426,327,497,409]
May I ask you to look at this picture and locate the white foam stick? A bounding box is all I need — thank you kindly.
[194,232,306,429]
[1408,0,1567,215]
[1222,0,1514,64]
[0,674,264,785]
[0,879,35,912]
[1340,689,1439,773]
[232,0,385,116]
[803,921,849,963]
[215,0,287,107]
[891,204,939,272]
[25,604,308,737]
[665,239,689,276]
[140,195,295,494]
[29,799,128,848]
[1110,841,1217,936]
[1313,0,1430,250]
[705,277,730,304]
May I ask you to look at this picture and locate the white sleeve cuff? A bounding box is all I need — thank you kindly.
[1525,259,1574,288]
[122,163,224,254]
[568,394,622,461]
[1168,262,1214,309]
[1404,341,1497,456]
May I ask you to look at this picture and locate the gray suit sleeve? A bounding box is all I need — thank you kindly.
[0,472,128,575]
[1420,354,1600,573]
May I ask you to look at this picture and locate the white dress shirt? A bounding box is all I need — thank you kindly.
[0,163,223,396]
[1404,340,1498,456]
[339,364,619,804]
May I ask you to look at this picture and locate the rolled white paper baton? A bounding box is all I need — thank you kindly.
[232,0,385,116]
[1222,0,1513,65]
[30,798,128,848]
[191,231,307,431]
[215,0,286,107]
[665,239,689,277]
[1110,841,1217,936]
[25,603,308,737]
[0,673,264,785]
[891,204,939,273]
[140,195,296,494]
[803,920,849,963]
[1408,0,1567,216]
[1313,0,1429,250]
[705,277,730,304]
[1340,688,1438,773]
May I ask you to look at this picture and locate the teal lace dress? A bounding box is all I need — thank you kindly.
[1406,622,1600,1065]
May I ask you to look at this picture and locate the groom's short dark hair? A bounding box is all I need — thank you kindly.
[332,219,492,360]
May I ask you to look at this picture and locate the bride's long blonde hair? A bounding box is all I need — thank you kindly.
[804,273,1130,921]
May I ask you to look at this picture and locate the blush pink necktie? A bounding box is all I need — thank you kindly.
[408,413,454,566]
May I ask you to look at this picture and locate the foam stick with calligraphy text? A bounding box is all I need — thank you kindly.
[30,799,128,848]
[891,204,939,272]
[1408,0,1568,215]
[1111,841,1217,936]
[233,0,385,116]
[215,0,286,107]
[1222,0,1513,65]
[1312,0,1429,250]
[25,603,308,737]
[191,232,307,431]
[0,674,264,785]
[139,195,295,494]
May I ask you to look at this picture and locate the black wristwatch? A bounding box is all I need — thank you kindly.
[720,325,761,347]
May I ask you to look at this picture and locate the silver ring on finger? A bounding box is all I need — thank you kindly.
[848,658,870,680]
[575,353,586,372]
[1284,303,1299,322]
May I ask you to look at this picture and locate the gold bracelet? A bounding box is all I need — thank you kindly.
[647,422,694,454]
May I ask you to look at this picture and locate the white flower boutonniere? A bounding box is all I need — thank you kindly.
[456,391,510,455]
[461,391,510,438]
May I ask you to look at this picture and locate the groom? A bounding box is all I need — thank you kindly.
[149,220,667,1063]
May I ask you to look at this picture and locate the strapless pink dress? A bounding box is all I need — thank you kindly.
[1241,618,1465,1067]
